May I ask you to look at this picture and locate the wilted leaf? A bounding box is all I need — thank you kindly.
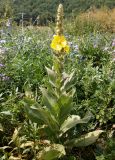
[12,127,21,143]
[65,130,104,147]
[37,144,66,160]
[0,146,11,151]
[20,141,34,148]
[9,156,21,160]
[60,111,93,135]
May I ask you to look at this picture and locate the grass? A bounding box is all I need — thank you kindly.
[65,7,115,35]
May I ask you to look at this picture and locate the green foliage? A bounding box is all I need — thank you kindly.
[65,130,104,148]
[23,38,103,159]
[37,144,66,160]
[0,28,52,95]
[0,0,14,18]
[0,13,114,159]
[0,0,115,25]
[66,33,115,126]
[96,134,115,160]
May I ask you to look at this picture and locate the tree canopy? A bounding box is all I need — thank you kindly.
[0,0,115,25]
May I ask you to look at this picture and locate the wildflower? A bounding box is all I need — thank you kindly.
[56,4,63,35]
[51,4,70,54]
[0,30,4,33]
[0,40,6,44]
[0,47,8,54]
[113,58,115,61]
[112,39,115,47]
[103,47,109,51]
[0,63,5,67]
[2,76,9,81]
[68,42,73,46]
[0,73,4,77]
[93,43,98,48]
[0,74,9,81]
[51,35,70,53]
[73,44,79,52]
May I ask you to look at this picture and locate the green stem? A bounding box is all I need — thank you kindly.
[53,55,64,96]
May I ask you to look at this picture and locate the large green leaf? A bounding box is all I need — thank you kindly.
[23,99,43,124]
[65,130,104,147]
[40,87,59,117]
[60,111,93,135]
[24,105,59,132]
[45,67,57,87]
[23,97,39,107]
[61,71,76,92]
[37,144,66,160]
[58,90,75,123]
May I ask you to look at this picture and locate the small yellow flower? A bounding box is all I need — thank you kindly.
[51,35,70,53]
[64,45,70,53]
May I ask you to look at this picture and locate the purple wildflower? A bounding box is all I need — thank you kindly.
[0,47,8,54]
[2,76,9,81]
[74,44,79,52]
[0,40,6,44]
[112,39,115,47]
[0,63,5,67]
[0,74,4,77]
[0,74,9,81]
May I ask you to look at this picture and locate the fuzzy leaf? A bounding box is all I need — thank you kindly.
[60,112,93,135]
[37,144,66,160]
[65,130,104,147]
[23,100,43,124]
[40,87,59,116]
[58,91,75,123]
[46,67,57,87]
[61,71,75,91]
[24,105,59,132]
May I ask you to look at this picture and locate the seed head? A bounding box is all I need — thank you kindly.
[56,4,64,35]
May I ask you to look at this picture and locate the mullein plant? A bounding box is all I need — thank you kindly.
[23,4,103,160]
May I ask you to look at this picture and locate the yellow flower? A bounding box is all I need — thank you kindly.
[64,45,70,53]
[51,35,70,53]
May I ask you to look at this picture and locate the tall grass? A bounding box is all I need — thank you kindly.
[66,7,115,35]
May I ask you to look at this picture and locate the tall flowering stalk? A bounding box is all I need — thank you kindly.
[50,4,70,98]
[51,4,69,55]
[24,4,103,160]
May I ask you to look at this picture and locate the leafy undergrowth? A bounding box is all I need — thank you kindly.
[0,17,115,159]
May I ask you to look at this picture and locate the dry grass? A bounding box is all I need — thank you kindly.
[78,7,115,33]
[66,7,115,35]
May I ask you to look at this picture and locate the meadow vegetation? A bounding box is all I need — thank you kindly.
[0,3,115,160]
